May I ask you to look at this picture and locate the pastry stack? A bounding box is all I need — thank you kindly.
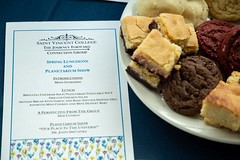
[121,13,198,90]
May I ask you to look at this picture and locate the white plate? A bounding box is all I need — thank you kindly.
[118,0,240,144]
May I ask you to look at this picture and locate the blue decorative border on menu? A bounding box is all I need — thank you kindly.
[9,136,125,160]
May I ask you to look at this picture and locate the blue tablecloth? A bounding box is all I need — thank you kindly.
[0,0,239,159]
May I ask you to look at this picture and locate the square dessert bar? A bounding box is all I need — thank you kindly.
[184,23,199,54]
[201,81,240,132]
[126,61,161,90]
[131,29,182,78]
[120,16,154,54]
[158,13,199,55]
[159,13,190,48]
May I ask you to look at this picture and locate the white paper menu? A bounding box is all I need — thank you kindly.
[1,21,134,160]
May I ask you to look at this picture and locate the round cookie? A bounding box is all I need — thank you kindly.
[134,0,209,27]
[205,0,240,22]
[162,55,223,116]
[180,0,209,27]
[218,25,240,76]
[197,19,234,61]
[134,0,184,17]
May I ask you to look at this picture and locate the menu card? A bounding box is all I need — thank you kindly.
[1,21,134,160]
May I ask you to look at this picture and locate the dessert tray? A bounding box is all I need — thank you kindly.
[118,0,240,144]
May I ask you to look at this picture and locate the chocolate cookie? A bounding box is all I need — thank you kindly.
[218,25,240,76]
[162,55,223,116]
[197,19,234,61]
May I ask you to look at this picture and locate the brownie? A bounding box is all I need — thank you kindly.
[162,55,223,116]
[218,25,240,76]
[196,19,234,61]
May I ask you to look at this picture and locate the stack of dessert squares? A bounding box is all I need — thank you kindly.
[120,13,199,90]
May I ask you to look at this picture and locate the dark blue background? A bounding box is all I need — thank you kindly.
[0,0,240,159]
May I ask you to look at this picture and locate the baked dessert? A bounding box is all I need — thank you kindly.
[126,61,161,90]
[135,0,184,19]
[154,13,198,55]
[218,25,240,76]
[226,71,240,86]
[120,16,154,55]
[183,23,199,54]
[134,0,209,27]
[131,29,182,78]
[197,19,234,61]
[159,13,190,49]
[205,0,240,21]
[201,81,240,132]
[180,0,209,27]
[162,55,223,116]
